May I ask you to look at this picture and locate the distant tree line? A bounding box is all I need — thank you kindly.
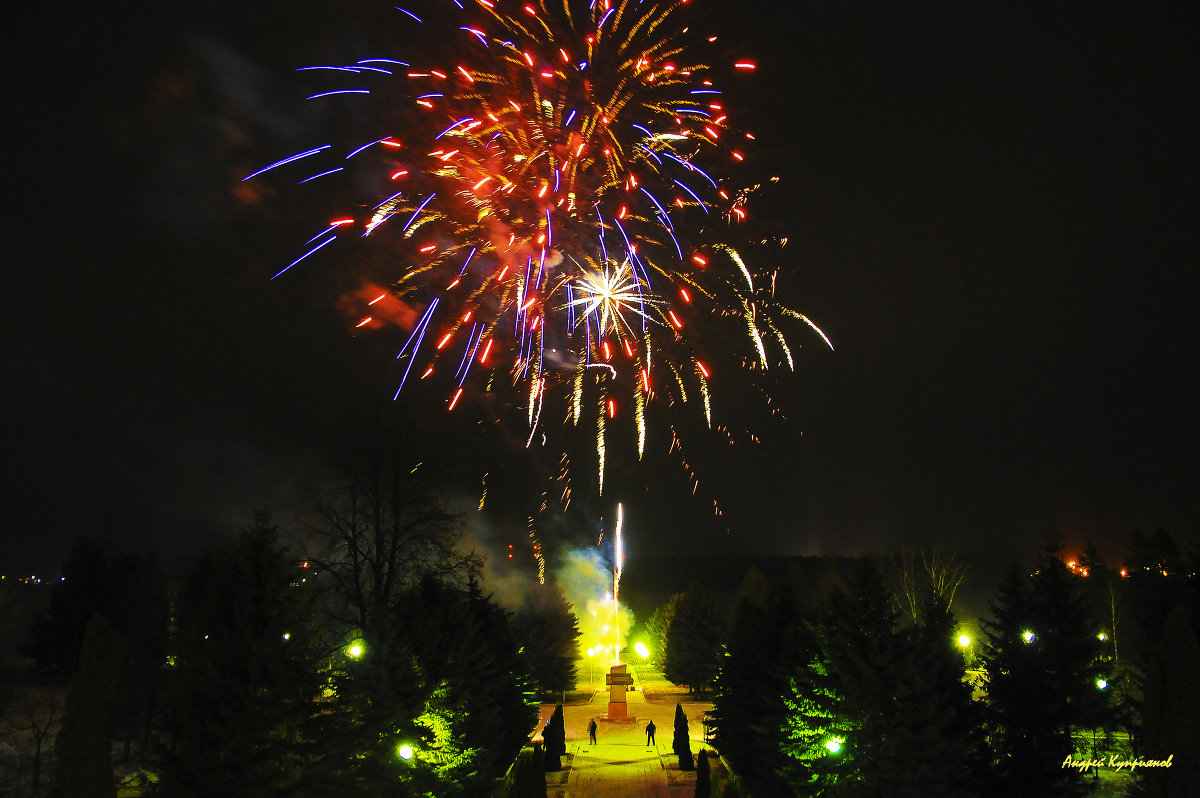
[655,530,1198,798]
[0,449,581,797]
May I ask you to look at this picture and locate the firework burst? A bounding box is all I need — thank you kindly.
[245,0,831,495]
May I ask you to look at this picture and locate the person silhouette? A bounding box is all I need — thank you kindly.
[645,720,656,746]
[588,719,598,745]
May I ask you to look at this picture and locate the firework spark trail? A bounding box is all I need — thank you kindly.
[247,0,832,495]
[612,501,623,665]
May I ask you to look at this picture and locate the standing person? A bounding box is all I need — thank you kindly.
[645,720,656,746]
[588,719,598,745]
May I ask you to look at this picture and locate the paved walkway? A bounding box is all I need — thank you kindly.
[532,666,713,797]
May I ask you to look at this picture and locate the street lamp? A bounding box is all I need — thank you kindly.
[825,737,843,755]
[957,634,971,648]
[397,743,414,761]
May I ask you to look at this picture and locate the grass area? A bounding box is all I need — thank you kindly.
[634,663,705,702]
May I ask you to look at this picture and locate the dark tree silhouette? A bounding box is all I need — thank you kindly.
[674,702,694,770]
[981,540,1109,798]
[712,579,815,796]
[543,703,566,772]
[645,593,679,664]
[159,516,323,798]
[664,584,723,694]
[1138,606,1200,797]
[306,446,482,655]
[54,614,124,798]
[511,578,581,695]
[694,748,710,797]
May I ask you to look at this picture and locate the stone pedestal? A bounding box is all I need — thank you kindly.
[604,663,636,722]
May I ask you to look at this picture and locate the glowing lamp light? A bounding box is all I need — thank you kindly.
[957,634,971,648]
[1098,632,1108,642]
[825,737,843,754]
[1096,679,1108,690]
[347,642,365,659]
[1021,630,1035,644]
[398,744,414,760]
[635,642,650,660]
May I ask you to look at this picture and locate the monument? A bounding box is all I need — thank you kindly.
[605,663,635,721]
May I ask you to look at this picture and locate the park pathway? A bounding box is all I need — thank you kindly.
[534,666,712,797]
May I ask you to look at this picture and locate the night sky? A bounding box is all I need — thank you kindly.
[6,1,1197,582]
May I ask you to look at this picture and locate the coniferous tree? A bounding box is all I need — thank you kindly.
[304,630,432,797]
[512,579,581,695]
[780,558,985,797]
[664,584,723,693]
[981,544,1107,798]
[433,578,538,791]
[1029,542,1111,745]
[646,594,679,664]
[888,593,983,797]
[815,558,903,796]
[30,537,113,677]
[335,575,539,796]
[1123,529,1191,670]
[694,748,711,797]
[108,550,169,762]
[53,614,124,798]
[28,540,171,764]
[543,703,566,772]
[778,647,848,796]
[160,517,323,798]
[981,563,1060,796]
[712,583,814,796]
[1138,606,1200,797]
[674,703,694,770]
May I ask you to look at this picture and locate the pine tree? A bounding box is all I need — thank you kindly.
[664,584,723,694]
[108,550,170,762]
[54,614,124,798]
[818,558,901,795]
[712,583,814,796]
[1138,606,1200,797]
[388,576,539,794]
[1123,529,1190,669]
[160,517,323,797]
[1029,542,1110,743]
[674,702,695,770]
[30,536,113,677]
[543,703,566,771]
[981,545,1106,798]
[779,558,986,797]
[695,748,711,797]
[981,563,1059,796]
[646,594,680,664]
[512,579,581,694]
[778,652,848,796]
[885,593,982,797]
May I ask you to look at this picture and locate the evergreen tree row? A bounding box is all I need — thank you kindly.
[695,531,1199,798]
[4,462,581,797]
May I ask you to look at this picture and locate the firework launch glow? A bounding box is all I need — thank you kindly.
[246,0,832,496]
